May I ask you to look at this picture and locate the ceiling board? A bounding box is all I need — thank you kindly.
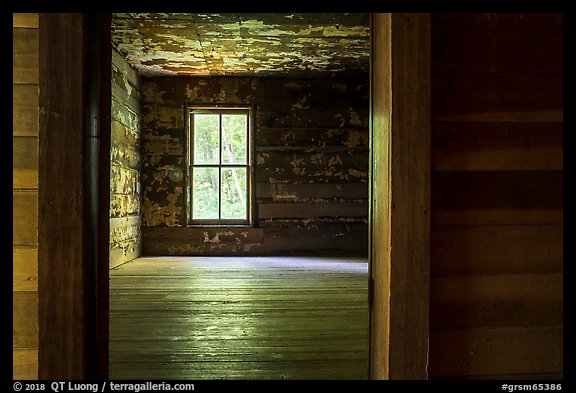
[111,13,370,77]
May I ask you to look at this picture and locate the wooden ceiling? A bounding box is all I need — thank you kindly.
[111,13,370,77]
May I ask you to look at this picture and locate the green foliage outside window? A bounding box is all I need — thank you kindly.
[191,110,249,222]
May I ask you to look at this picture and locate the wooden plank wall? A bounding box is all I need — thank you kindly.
[110,47,142,268]
[140,76,369,256]
[13,13,39,380]
[429,13,563,379]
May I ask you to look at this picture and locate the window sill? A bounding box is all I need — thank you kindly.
[187,224,254,228]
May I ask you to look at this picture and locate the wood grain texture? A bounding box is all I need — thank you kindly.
[13,191,38,245]
[387,13,431,380]
[431,171,563,226]
[13,137,39,189]
[256,182,368,201]
[430,273,563,328]
[262,222,368,255]
[13,247,39,291]
[13,16,39,382]
[13,84,39,137]
[432,122,563,171]
[431,225,563,275]
[142,223,368,256]
[13,349,38,380]
[257,127,368,150]
[432,13,563,27]
[369,13,392,380]
[429,326,563,378]
[109,256,369,380]
[255,150,368,174]
[369,13,431,380]
[431,73,563,123]
[14,13,39,28]
[258,202,368,219]
[429,12,563,381]
[13,27,39,84]
[13,291,38,349]
[432,24,562,74]
[38,13,88,379]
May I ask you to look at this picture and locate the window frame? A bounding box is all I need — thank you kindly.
[185,104,254,227]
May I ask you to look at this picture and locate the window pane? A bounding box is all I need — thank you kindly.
[192,167,219,219]
[221,114,247,164]
[221,167,247,219]
[194,114,219,164]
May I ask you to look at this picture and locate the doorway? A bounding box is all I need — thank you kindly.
[108,12,371,380]
[36,12,430,380]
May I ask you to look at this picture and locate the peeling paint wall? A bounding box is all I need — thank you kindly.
[142,76,368,256]
[110,47,142,268]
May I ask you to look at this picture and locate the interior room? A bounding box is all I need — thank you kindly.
[12,12,563,381]
[107,12,371,379]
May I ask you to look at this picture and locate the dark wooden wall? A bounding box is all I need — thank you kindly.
[13,13,39,380]
[429,13,563,379]
[110,47,142,268]
[140,76,369,256]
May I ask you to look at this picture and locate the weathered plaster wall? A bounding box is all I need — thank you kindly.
[141,76,369,256]
[110,47,142,268]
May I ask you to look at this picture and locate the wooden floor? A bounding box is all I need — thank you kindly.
[109,256,369,380]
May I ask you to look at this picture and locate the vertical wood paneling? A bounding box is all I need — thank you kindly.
[38,13,88,379]
[369,13,392,380]
[388,13,430,380]
[13,13,39,380]
[429,13,563,379]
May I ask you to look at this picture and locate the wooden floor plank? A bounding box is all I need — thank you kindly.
[109,256,369,380]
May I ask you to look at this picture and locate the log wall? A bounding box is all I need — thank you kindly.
[110,47,142,268]
[141,76,369,256]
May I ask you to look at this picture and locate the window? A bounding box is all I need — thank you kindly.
[187,106,252,225]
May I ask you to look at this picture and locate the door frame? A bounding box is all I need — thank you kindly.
[368,13,431,379]
[37,12,430,380]
[37,13,111,379]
